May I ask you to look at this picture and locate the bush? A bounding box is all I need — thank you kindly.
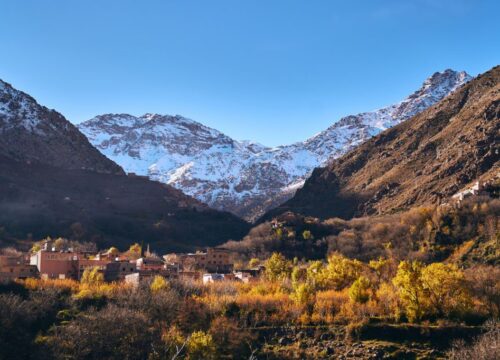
[209,317,256,359]
[186,331,216,360]
[150,275,169,293]
[42,305,159,360]
[447,321,499,360]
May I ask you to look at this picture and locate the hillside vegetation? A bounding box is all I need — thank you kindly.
[226,192,499,266]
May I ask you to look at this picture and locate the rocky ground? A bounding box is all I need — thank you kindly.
[254,324,482,359]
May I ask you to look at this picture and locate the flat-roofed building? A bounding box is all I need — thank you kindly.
[30,250,114,280]
[104,261,137,282]
[30,250,79,279]
[0,254,39,281]
[136,256,165,272]
[166,248,233,273]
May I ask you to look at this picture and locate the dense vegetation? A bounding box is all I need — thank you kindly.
[1,246,498,359]
[1,194,498,359]
[226,196,499,266]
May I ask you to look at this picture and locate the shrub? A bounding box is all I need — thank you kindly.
[209,317,256,359]
[248,258,260,268]
[447,321,499,360]
[291,283,315,307]
[42,305,158,360]
[161,326,186,359]
[312,289,349,324]
[150,275,169,293]
[464,265,500,317]
[187,331,216,360]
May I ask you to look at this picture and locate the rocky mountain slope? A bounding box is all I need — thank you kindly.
[79,70,471,221]
[0,80,250,252]
[263,66,500,221]
[0,80,123,174]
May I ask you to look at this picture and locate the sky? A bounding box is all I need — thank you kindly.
[0,0,499,147]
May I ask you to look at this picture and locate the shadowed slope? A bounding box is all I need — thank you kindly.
[263,66,499,220]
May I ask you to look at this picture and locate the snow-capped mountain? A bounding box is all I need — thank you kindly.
[78,69,471,221]
[0,79,249,252]
[0,79,122,174]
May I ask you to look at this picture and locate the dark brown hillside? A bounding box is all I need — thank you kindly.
[0,79,249,252]
[0,79,123,175]
[0,154,250,252]
[263,65,499,220]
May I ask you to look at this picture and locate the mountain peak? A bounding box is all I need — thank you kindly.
[422,69,471,91]
[264,65,499,221]
[79,68,472,221]
[0,79,123,174]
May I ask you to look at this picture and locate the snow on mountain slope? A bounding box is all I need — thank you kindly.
[0,79,123,174]
[78,69,471,221]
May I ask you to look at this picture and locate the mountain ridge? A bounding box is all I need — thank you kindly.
[79,69,471,221]
[0,79,250,252]
[0,79,123,175]
[262,65,499,221]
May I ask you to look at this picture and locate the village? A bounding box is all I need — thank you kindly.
[0,238,263,285]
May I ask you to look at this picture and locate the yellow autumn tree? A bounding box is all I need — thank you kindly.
[392,261,425,322]
[265,253,292,281]
[420,263,472,318]
[321,253,363,290]
[107,246,120,257]
[349,276,371,304]
[126,243,142,260]
[80,266,104,286]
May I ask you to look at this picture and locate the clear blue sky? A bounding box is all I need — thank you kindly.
[1,0,498,146]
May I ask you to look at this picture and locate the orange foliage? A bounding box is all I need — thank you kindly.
[19,278,80,292]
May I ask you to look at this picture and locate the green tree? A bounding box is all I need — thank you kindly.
[306,260,324,289]
[368,257,390,283]
[30,243,41,254]
[127,243,142,259]
[393,261,472,322]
